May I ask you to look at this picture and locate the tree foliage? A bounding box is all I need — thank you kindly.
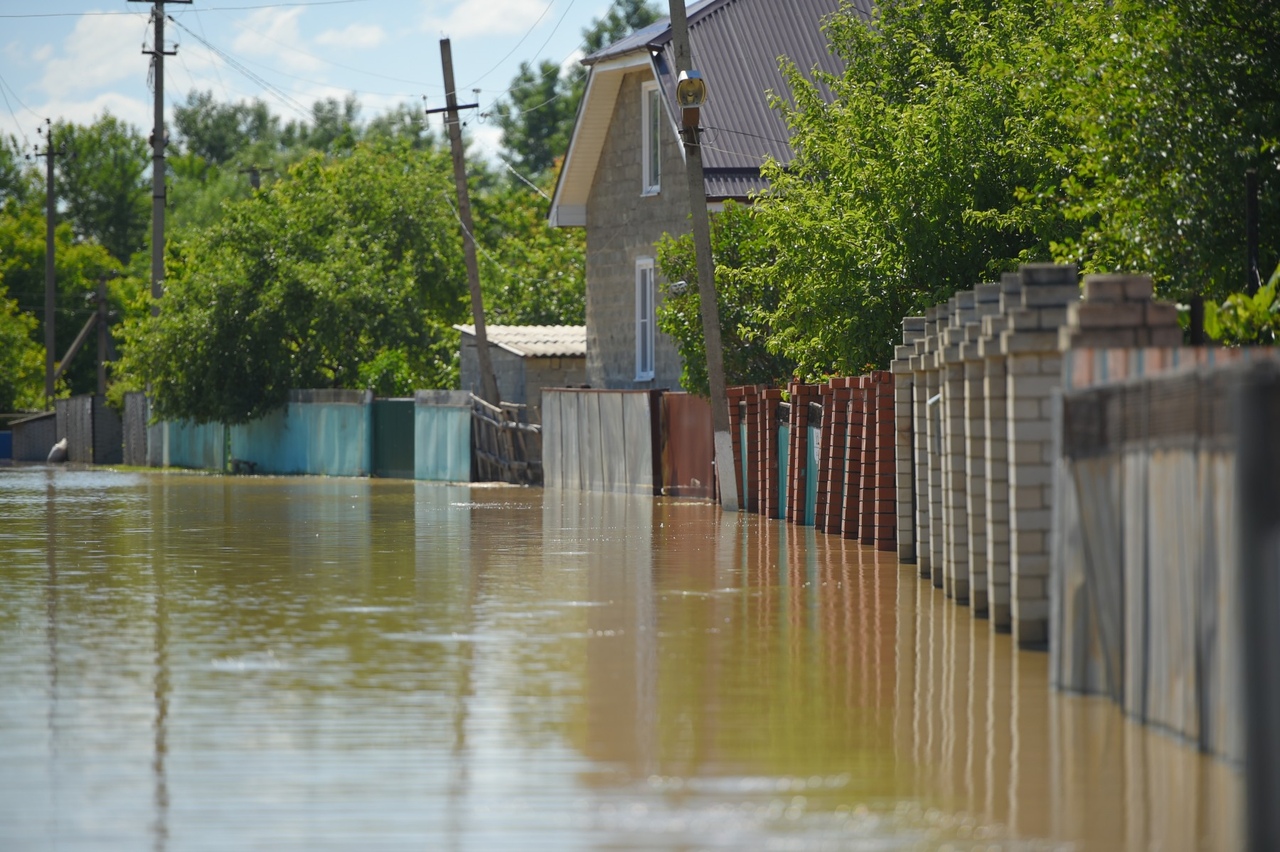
[53,115,149,265]
[120,142,468,424]
[0,283,43,412]
[1052,0,1280,301]
[655,202,793,396]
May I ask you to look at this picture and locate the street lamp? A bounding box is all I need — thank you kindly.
[676,69,707,129]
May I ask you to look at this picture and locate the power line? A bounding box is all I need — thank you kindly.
[168,16,313,120]
[463,0,558,91]
[0,1,369,18]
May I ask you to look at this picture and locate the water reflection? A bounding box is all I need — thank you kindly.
[0,468,1240,850]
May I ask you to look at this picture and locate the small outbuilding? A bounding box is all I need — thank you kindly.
[455,325,588,423]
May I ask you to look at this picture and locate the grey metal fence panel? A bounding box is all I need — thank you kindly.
[92,396,122,465]
[123,392,149,466]
[542,391,562,490]
[621,392,655,495]
[12,412,56,461]
[598,392,626,493]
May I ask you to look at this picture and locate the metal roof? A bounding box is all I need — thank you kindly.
[553,0,867,220]
[454,325,587,358]
[596,0,861,175]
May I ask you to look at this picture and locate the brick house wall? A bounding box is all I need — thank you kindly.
[585,70,688,391]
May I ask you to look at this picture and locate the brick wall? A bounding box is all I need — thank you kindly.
[585,70,687,391]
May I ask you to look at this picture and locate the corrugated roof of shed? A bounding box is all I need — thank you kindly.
[454,325,587,358]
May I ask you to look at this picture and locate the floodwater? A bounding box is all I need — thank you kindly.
[0,467,1240,851]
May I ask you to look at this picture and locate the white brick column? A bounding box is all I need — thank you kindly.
[980,273,1023,630]
[1001,263,1079,647]
[961,282,1002,616]
[910,334,932,579]
[922,307,945,588]
[941,292,975,601]
[893,317,927,563]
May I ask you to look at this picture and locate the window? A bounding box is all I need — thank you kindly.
[635,258,656,381]
[641,82,661,195]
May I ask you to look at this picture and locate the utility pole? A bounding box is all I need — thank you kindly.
[131,0,190,315]
[666,0,739,512]
[33,119,65,410]
[429,39,501,406]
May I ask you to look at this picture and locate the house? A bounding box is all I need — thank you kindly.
[455,325,587,422]
[549,0,863,391]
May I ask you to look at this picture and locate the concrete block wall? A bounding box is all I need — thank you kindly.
[941,292,977,601]
[960,283,1002,615]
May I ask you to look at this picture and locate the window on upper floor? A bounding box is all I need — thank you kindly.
[636,257,656,381]
[641,81,661,196]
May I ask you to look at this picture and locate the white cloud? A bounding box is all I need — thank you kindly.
[231,8,324,73]
[38,12,151,100]
[421,0,553,38]
[315,23,386,50]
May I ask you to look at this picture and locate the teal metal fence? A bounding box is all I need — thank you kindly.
[230,390,372,477]
[372,399,415,479]
[414,393,471,482]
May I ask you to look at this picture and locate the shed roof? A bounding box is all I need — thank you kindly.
[551,0,866,225]
[454,325,587,358]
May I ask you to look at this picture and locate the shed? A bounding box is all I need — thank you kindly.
[455,325,587,422]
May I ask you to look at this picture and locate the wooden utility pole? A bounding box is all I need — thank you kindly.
[666,0,739,511]
[430,38,501,406]
[131,0,190,314]
[35,119,62,409]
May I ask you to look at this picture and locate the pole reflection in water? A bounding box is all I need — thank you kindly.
[0,469,1242,850]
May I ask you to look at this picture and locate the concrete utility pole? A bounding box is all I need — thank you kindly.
[131,0,190,314]
[35,119,62,409]
[430,39,501,406]
[666,0,739,511]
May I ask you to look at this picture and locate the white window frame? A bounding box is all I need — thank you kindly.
[641,81,662,196]
[635,257,656,381]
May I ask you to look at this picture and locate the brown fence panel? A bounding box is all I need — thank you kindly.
[660,393,714,499]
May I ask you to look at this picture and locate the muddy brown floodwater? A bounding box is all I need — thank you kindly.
[0,468,1241,850]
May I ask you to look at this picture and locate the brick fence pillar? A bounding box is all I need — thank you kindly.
[910,328,933,578]
[922,308,945,587]
[842,378,866,540]
[941,292,976,600]
[760,388,783,519]
[873,371,897,551]
[892,318,926,562]
[1002,263,1079,647]
[980,273,1023,630]
[962,283,1002,615]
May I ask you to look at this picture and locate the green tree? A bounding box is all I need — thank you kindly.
[1052,0,1280,302]
[53,114,149,264]
[472,167,585,325]
[0,283,43,412]
[0,134,36,207]
[174,90,282,166]
[655,201,793,396]
[0,200,121,397]
[120,142,468,424]
[729,0,1078,377]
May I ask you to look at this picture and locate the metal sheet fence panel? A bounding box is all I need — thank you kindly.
[562,393,583,492]
[166,420,225,470]
[660,393,713,499]
[373,399,415,479]
[57,397,93,463]
[621,392,655,495]
[414,403,470,482]
[11,413,56,461]
[123,392,149,466]
[583,393,604,493]
[598,392,626,493]
[231,399,371,477]
[92,397,122,465]
[542,391,562,490]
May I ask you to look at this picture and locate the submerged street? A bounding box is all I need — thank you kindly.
[0,468,1240,850]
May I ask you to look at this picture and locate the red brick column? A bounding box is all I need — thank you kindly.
[873,371,898,551]
[822,379,853,535]
[787,381,819,525]
[759,388,783,519]
[741,386,762,514]
[859,376,878,545]
[842,377,866,539]
[814,381,835,533]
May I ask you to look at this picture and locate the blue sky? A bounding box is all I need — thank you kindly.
[0,0,626,161]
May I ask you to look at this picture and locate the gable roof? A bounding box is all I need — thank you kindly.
[454,325,587,358]
[550,0,867,226]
